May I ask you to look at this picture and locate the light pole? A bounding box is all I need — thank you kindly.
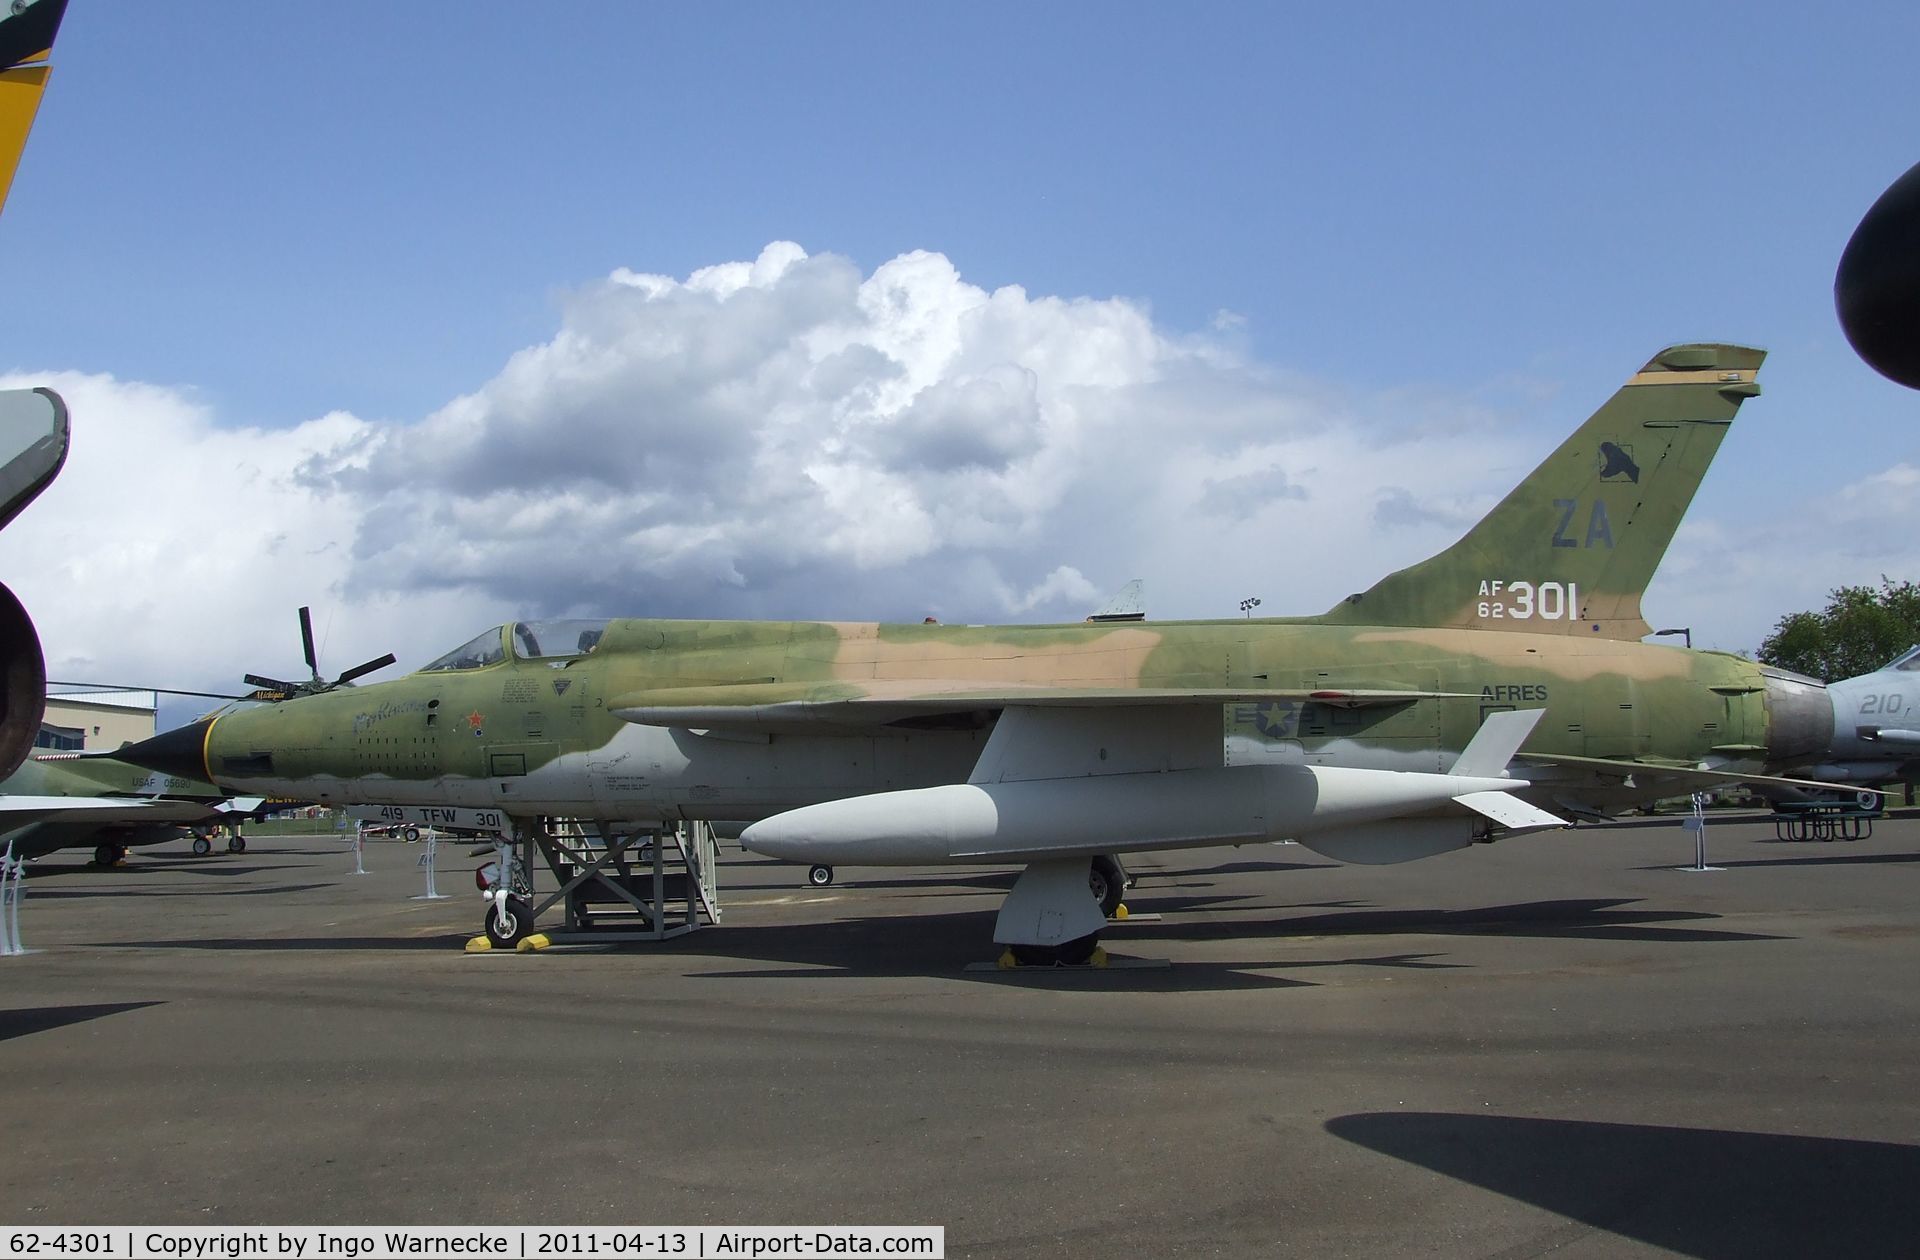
[1239,597,1262,619]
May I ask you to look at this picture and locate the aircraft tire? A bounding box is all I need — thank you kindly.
[1008,933,1101,967]
[191,836,212,856]
[1089,855,1127,918]
[1855,789,1883,813]
[485,896,534,949]
[228,835,246,854]
[92,843,114,868]
[403,826,421,842]
[807,864,834,888]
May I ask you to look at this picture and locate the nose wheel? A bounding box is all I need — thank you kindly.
[484,895,534,949]
[191,835,212,856]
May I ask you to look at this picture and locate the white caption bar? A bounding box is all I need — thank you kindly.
[3,1228,943,1260]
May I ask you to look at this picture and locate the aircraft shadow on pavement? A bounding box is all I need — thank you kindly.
[829,870,1019,894]
[1694,850,1920,870]
[85,932,473,951]
[1140,859,1334,879]
[0,1000,163,1043]
[24,860,318,883]
[27,879,333,901]
[1325,1111,1920,1258]
[684,906,1482,990]
[1114,896,1784,945]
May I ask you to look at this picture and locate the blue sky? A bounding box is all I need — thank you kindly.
[2,2,1918,701]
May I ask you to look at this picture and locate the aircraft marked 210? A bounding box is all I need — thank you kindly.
[122,343,1856,960]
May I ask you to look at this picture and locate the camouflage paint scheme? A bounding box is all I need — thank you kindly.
[128,343,1833,832]
[0,754,227,861]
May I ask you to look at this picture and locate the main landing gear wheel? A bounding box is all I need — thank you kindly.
[1855,789,1884,812]
[484,896,534,949]
[1089,855,1127,918]
[191,835,212,856]
[227,835,247,854]
[807,864,834,888]
[403,826,421,842]
[1007,934,1101,967]
[92,843,124,868]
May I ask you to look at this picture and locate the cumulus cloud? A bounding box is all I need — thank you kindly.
[17,240,1860,717]
[1647,461,1920,655]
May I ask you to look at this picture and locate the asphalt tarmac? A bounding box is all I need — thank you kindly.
[3,815,1918,1258]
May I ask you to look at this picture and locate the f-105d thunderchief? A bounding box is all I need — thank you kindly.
[124,344,1837,961]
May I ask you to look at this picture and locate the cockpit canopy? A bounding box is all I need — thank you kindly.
[419,619,610,673]
[1884,645,1920,672]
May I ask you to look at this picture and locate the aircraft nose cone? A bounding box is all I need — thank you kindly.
[116,718,215,782]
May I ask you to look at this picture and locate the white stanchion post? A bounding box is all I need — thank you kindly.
[1681,791,1720,872]
[352,827,368,876]
[0,839,16,956]
[414,829,447,900]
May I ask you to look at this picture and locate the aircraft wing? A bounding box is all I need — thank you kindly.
[1519,753,1846,797]
[0,794,220,826]
[609,682,1478,734]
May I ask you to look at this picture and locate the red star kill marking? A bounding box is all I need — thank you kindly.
[466,711,485,730]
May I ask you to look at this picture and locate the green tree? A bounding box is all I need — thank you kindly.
[1757,578,1920,680]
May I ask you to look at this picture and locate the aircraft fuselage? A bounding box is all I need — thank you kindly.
[137,616,1814,825]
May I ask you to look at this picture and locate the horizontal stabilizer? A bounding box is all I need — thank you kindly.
[1452,790,1568,835]
[1522,752,1848,795]
[0,387,67,532]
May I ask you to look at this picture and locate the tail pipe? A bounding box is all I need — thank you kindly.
[1761,667,1835,765]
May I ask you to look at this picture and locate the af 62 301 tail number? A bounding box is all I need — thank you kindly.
[1477,580,1578,621]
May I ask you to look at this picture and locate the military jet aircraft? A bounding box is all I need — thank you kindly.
[120,342,1845,960]
[0,753,264,866]
[1746,646,1920,803]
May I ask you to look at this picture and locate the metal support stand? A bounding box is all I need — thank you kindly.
[1680,792,1721,872]
[0,840,20,956]
[413,830,448,900]
[515,817,721,944]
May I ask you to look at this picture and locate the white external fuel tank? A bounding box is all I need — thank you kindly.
[740,761,1553,866]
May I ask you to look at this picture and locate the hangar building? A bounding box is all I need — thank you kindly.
[38,688,158,752]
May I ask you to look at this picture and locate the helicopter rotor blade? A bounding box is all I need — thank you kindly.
[298,606,318,679]
[333,654,397,687]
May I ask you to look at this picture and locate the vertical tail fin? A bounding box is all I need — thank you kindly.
[1317,343,1763,640]
[0,0,66,218]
